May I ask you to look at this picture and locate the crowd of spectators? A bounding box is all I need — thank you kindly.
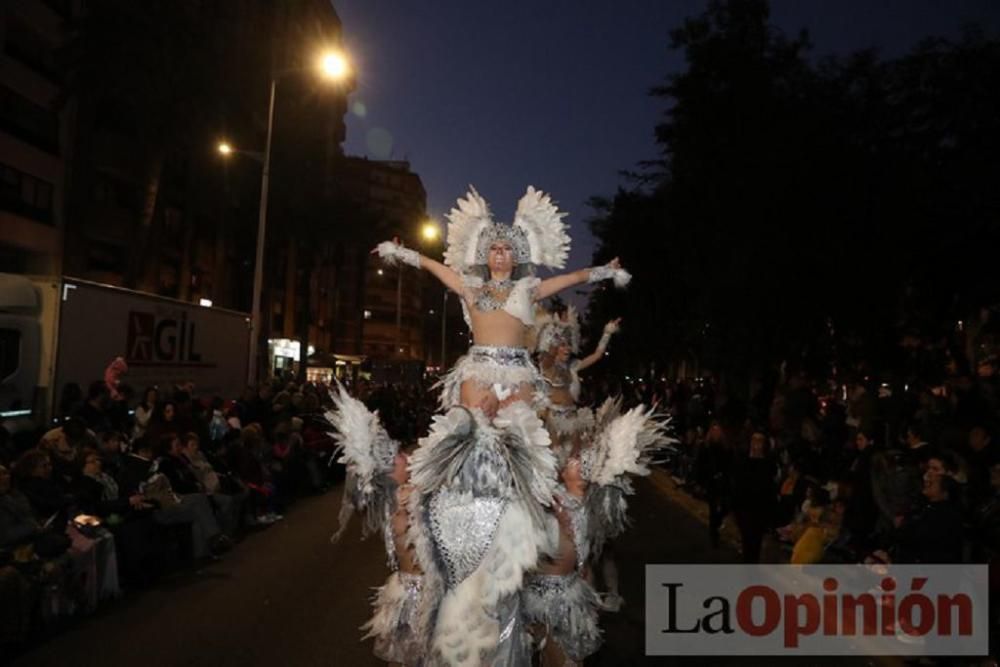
[639,348,1000,572]
[0,372,348,651]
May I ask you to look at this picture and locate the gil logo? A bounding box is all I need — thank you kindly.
[126,310,207,366]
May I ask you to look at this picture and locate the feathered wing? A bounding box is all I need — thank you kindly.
[326,383,399,543]
[443,186,493,273]
[513,185,571,269]
[583,398,677,552]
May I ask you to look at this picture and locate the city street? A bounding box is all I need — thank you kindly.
[9,474,867,667]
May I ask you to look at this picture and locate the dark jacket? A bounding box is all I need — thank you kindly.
[16,476,74,524]
[152,455,202,495]
[695,441,733,498]
[72,475,130,518]
[117,454,154,497]
[894,499,964,563]
[0,491,40,547]
[731,456,778,522]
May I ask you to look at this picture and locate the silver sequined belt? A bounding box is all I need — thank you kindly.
[468,345,532,367]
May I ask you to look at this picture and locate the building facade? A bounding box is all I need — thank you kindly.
[0,0,75,275]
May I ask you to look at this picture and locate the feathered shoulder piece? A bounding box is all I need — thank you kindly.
[514,186,571,270]
[444,186,494,273]
[326,383,400,543]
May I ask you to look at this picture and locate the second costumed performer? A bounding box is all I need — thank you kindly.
[371,186,630,665]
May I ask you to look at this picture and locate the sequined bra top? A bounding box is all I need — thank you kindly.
[543,360,581,402]
[459,275,540,329]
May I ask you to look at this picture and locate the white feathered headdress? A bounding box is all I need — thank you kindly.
[534,306,581,354]
[443,185,571,275]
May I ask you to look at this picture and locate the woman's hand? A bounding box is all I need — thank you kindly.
[604,317,622,335]
[371,236,403,255]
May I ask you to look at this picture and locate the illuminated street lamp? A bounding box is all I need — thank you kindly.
[420,220,440,242]
[230,48,352,385]
[320,51,350,80]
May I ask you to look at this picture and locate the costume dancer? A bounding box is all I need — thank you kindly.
[522,403,670,666]
[327,387,424,667]
[534,307,620,466]
[373,186,630,665]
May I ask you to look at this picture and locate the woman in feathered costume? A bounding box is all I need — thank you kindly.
[371,186,630,665]
[327,386,424,666]
[534,307,620,466]
[523,404,671,667]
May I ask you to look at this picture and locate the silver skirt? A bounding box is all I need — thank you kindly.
[364,571,425,664]
[522,572,603,661]
[437,345,543,408]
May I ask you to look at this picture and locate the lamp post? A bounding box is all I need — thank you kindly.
[218,49,351,385]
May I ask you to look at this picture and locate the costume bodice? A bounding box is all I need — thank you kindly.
[544,360,581,403]
[460,275,540,329]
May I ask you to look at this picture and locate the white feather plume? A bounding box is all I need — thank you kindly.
[513,186,571,269]
[585,399,676,487]
[612,268,632,288]
[443,186,493,273]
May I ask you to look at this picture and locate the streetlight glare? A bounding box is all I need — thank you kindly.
[421,221,440,241]
[320,51,350,80]
[217,141,233,156]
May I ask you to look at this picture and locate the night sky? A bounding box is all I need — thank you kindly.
[336,0,1000,298]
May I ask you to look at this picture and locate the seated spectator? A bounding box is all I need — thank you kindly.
[152,434,203,495]
[133,387,158,441]
[146,401,181,444]
[73,448,147,520]
[12,450,73,526]
[98,431,125,480]
[183,433,245,538]
[75,381,113,435]
[892,454,964,563]
[776,460,807,526]
[790,488,838,564]
[39,418,97,456]
[230,425,282,525]
[967,425,997,509]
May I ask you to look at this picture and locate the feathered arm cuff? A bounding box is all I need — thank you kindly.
[376,241,421,268]
[587,263,631,288]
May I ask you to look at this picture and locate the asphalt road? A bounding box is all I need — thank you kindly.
[9,475,873,667]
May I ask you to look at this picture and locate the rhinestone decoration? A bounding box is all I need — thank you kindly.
[428,489,507,589]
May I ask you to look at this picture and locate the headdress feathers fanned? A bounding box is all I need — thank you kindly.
[443,185,571,275]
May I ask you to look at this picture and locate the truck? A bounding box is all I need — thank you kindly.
[0,274,251,430]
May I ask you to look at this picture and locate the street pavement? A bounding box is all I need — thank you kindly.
[9,474,873,667]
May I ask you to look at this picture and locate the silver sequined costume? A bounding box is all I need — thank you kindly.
[522,488,603,663]
[405,404,558,666]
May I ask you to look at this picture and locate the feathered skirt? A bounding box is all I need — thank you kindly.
[437,345,543,408]
[522,572,603,661]
[363,571,425,665]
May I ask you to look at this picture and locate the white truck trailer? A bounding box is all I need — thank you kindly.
[0,274,250,429]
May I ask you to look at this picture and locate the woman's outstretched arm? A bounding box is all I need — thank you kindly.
[577,318,621,372]
[535,257,630,301]
[372,238,464,294]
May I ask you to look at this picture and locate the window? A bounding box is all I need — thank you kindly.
[0,85,59,153]
[0,162,55,223]
[0,329,21,382]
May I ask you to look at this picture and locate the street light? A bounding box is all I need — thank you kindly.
[320,51,350,80]
[228,48,351,385]
[421,220,440,242]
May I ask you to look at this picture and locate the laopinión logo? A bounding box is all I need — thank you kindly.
[645,564,987,656]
